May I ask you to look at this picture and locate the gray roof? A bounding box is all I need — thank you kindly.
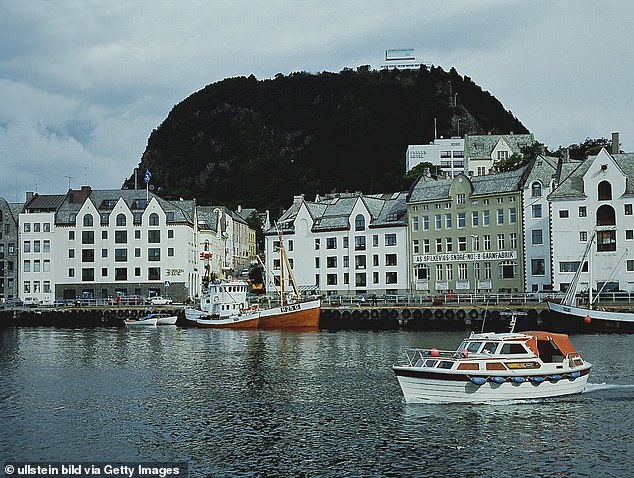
[267,192,408,234]
[549,151,634,200]
[24,194,67,212]
[465,133,534,159]
[55,188,195,225]
[196,206,221,232]
[523,155,559,186]
[409,166,528,203]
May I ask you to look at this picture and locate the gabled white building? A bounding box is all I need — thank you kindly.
[549,144,634,293]
[264,192,410,297]
[465,133,535,176]
[405,137,465,177]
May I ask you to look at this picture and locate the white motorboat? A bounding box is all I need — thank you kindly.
[123,315,158,327]
[392,329,591,403]
[154,313,178,325]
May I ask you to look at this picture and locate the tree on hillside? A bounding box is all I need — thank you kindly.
[402,162,442,185]
[493,142,545,172]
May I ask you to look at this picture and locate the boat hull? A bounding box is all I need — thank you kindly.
[547,301,634,333]
[124,318,158,326]
[393,365,591,403]
[184,313,260,329]
[259,299,321,329]
[156,315,178,325]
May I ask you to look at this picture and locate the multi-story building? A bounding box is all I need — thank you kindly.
[0,197,22,303]
[522,155,559,293]
[19,186,198,303]
[405,137,465,177]
[408,168,525,294]
[264,192,409,297]
[549,142,634,293]
[465,133,535,177]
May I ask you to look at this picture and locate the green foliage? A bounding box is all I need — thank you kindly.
[402,162,442,183]
[128,67,528,211]
[494,142,545,173]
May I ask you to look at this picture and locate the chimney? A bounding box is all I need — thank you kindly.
[293,194,304,205]
[26,191,34,202]
[563,148,570,162]
[611,132,620,154]
[71,186,92,203]
[237,205,242,213]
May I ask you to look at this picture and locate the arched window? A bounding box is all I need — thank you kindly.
[531,182,542,197]
[149,213,159,226]
[598,181,612,200]
[116,213,126,227]
[355,214,365,231]
[83,214,93,227]
[596,204,616,226]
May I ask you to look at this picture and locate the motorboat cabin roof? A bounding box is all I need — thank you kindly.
[461,331,578,359]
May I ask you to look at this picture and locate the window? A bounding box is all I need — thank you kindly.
[134,248,141,258]
[83,214,93,227]
[101,249,108,258]
[482,210,490,226]
[82,231,94,244]
[43,223,50,232]
[102,268,108,277]
[372,235,379,247]
[326,256,337,268]
[532,229,543,245]
[532,204,542,218]
[82,249,95,262]
[385,254,397,266]
[597,204,616,226]
[148,230,161,243]
[435,238,442,253]
[68,249,75,259]
[373,254,379,266]
[446,237,453,252]
[115,249,128,262]
[314,239,320,250]
[471,235,480,251]
[472,211,479,227]
[579,206,587,217]
[343,256,349,267]
[273,259,281,270]
[458,237,467,252]
[458,263,468,280]
[355,214,365,231]
[509,208,516,224]
[559,210,569,219]
[497,209,504,225]
[597,230,616,252]
[531,182,542,197]
[69,268,75,278]
[33,241,40,253]
[148,248,161,261]
[580,231,588,242]
[326,237,337,249]
[497,234,505,249]
[355,273,366,287]
[43,260,50,272]
[115,268,127,281]
[457,193,465,204]
[343,237,349,248]
[135,230,141,239]
[510,233,517,249]
[416,265,429,280]
[423,239,430,253]
[355,255,366,269]
[315,257,320,268]
[82,268,95,281]
[436,264,443,281]
[385,272,398,284]
[598,181,612,200]
[435,214,442,229]
[23,260,30,272]
[458,213,466,228]
[355,236,366,251]
[483,235,491,250]
[627,260,634,272]
[445,263,453,281]
[116,214,126,226]
[385,234,397,246]
[626,204,633,216]
[626,230,634,240]
[102,230,108,240]
[327,274,338,285]
[445,214,452,229]
[373,272,379,284]
[69,231,75,240]
[531,259,545,276]
[423,216,429,230]
[413,239,420,254]
[148,267,160,280]
[149,213,159,226]
[100,213,110,225]
[412,216,419,231]
[499,261,516,279]
[24,223,30,232]
[33,223,41,232]
[168,230,174,239]
[115,231,127,244]
[560,261,584,273]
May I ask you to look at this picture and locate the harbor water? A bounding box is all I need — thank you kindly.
[1,326,633,477]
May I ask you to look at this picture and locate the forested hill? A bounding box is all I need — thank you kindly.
[126,66,528,212]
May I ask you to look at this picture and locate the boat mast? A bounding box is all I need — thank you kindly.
[278,225,285,306]
[563,231,596,307]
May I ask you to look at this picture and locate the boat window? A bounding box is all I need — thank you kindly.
[457,363,479,371]
[500,343,528,354]
[424,359,438,368]
[466,342,482,353]
[482,342,497,354]
[438,361,453,369]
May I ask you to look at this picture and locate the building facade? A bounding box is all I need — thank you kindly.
[264,192,410,297]
[405,137,465,177]
[549,147,634,293]
[408,169,525,294]
[0,197,21,303]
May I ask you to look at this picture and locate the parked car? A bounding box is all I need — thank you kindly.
[23,296,40,307]
[149,296,173,305]
[4,298,23,308]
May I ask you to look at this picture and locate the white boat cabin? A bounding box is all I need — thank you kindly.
[200,281,249,318]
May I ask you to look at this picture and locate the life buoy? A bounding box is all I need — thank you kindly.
[389,309,398,319]
[456,309,466,320]
[423,308,433,319]
[469,309,479,319]
[444,309,455,320]
[412,309,423,320]
[434,309,444,319]
[401,309,411,319]
[361,309,370,319]
[370,309,379,319]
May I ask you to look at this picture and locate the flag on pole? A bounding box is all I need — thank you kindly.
[144,168,152,184]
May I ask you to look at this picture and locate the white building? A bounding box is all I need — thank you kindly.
[20,186,198,303]
[549,143,634,293]
[264,192,410,297]
[405,137,465,177]
[522,155,558,293]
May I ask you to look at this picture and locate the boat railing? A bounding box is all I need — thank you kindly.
[403,348,456,366]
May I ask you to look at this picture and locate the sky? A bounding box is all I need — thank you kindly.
[1,0,632,203]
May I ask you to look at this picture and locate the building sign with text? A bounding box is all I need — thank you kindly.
[413,251,517,264]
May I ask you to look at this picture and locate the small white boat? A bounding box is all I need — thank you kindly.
[124,315,158,327]
[154,313,178,325]
[392,330,591,403]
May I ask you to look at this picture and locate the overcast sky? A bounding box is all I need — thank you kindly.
[1,0,632,203]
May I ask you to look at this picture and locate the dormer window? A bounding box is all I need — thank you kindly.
[355,214,365,231]
[531,182,542,197]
